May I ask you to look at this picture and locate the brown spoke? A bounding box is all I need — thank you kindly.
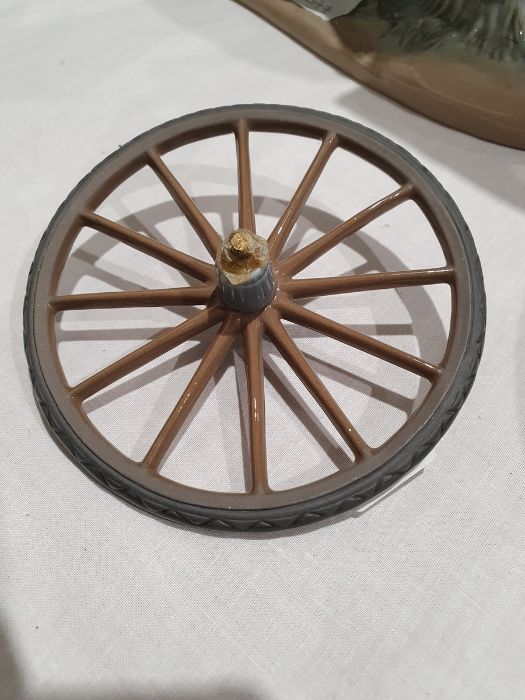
[72,305,224,401]
[243,317,269,494]
[144,313,240,472]
[147,150,222,258]
[277,297,441,382]
[235,119,256,232]
[268,132,338,259]
[263,308,370,459]
[279,184,415,277]
[281,267,454,299]
[50,285,215,311]
[82,211,214,282]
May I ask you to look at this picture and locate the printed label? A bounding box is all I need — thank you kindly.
[291,0,364,21]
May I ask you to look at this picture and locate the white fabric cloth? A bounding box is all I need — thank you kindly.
[1,1,524,698]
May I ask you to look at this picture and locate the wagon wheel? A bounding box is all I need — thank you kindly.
[24,105,485,530]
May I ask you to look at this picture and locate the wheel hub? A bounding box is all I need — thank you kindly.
[216,228,276,313]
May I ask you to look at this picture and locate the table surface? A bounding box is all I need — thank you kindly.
[1,1,524,699]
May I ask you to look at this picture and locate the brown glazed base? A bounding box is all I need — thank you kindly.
[237,0,525,150]
[24,105,485,531]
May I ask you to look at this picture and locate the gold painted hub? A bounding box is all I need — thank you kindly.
[216,229,271,286]
[216,228,276,312]
[229,229,253,259]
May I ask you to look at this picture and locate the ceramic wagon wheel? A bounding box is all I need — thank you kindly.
[24,105,485,530]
